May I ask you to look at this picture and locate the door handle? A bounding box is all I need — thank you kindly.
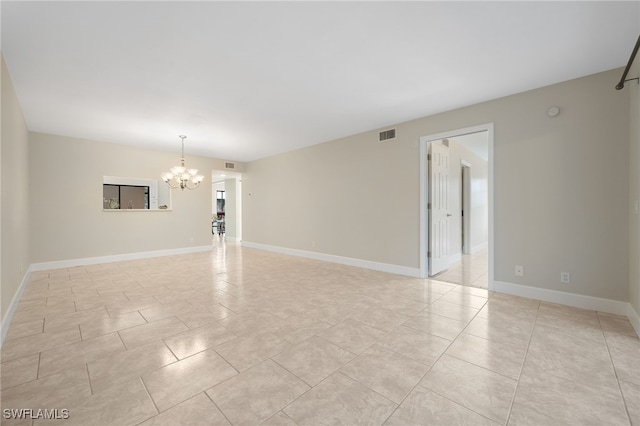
[446,214,452,217]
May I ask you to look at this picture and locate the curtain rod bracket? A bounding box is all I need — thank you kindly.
[616,77,639,91]
[615,35,640,90]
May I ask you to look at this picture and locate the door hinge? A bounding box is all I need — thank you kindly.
[427,154,431,161]
[427,202,431,210]
[427,251,431,258]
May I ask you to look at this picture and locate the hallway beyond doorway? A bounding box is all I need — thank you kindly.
[432,249,488,289]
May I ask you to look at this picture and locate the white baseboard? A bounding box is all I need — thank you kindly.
[1,268,32,347]
[471,242,488,254]
[628,304,640,338]
[30,245,213,272]
[493,280,629,316]
[242,241,421,278]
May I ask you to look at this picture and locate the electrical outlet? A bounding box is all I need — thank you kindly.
[561,272,571,284]
[515,265,524,277]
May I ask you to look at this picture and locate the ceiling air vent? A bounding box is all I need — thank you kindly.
[379,128,396,142]
[224,162,236,170]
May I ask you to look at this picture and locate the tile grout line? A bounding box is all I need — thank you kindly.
[396,298,496,424]
[333,293,482,424]
[597,312,635,426]
[276,371,379,423]
[269,355,319,389]
[138,376,162,416]
[35,351,42,380]
[77,322,85,341]
[203,390,235,426]
[504,298,541,426]
[85,362,95,396]
[414,385,502,426]
[210,346,241,376]
[115,329,129,351]
[159,337,181,362]
[378,358,435,425]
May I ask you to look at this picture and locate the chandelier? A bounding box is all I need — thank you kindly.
[161,135,204,190]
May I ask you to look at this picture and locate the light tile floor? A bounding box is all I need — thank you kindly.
[433,248,489,288]
[1,242,638,425]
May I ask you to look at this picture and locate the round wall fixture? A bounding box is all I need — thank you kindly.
[547,107,560,117]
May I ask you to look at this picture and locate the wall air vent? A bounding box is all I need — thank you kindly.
[224,162,236,170]
[379,128,396,142]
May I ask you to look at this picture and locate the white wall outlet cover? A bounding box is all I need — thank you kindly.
[547,107,560,117]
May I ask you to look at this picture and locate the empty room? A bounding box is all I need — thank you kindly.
[1,1,639,425]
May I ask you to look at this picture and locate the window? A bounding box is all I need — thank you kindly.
[103,184,149,209]
[102,176,171,210]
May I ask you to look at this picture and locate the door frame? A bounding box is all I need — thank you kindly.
[419,123,494,290]
[461,160,471,255]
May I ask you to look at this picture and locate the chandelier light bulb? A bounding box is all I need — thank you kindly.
[171,166,186,175]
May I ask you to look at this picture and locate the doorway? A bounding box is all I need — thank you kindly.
[419,124,494,290]
[211,170,242,243]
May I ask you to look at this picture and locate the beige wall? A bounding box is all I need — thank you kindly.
[224,178,238,241]
[629,58,640,317]
[244,68,630,302]
[1,57,30,321]
[243,129,420,267]
[29,132,235,263]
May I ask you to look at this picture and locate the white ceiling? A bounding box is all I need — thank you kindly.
[211,170,242,184]
[2,1,638,163]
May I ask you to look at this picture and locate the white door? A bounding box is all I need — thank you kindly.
[429,141,451,276]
